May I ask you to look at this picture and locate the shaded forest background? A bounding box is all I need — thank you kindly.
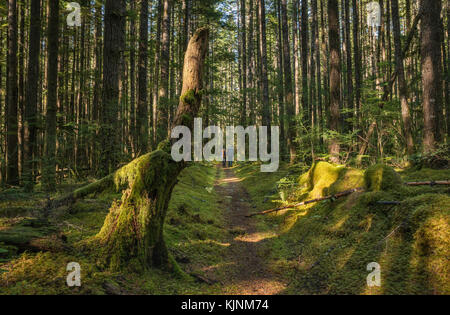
[0,0,449,191]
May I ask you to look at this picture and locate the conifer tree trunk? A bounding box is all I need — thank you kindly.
[328,0,341,163]
[240,0,247,126]
[23,0,41,191]
[137,0,149,154]
[420,0,443,152]
[391,0,414,155]
[99,0,126,176]
[281,0,296,163]
[352,0,362,129]
[43,0,59,191]
[258,0,271,133]
[6,0,19,186]
[157,0,171,143]
[301,0,309,125]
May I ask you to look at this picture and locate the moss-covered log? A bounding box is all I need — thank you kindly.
[81,28,210,271]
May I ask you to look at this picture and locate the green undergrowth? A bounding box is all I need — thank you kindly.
[234,162,450,295]
[0,163,226,295]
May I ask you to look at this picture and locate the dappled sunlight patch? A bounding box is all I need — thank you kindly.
[222,278,286,295]
[185,239,231,247]
[329,215,350,232]
[235,161,450,294]
[201,262,236,273]
[220,177,243,184]
[235,231,277,243]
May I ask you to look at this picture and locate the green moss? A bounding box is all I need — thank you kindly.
[234,162,450,295]
[293,162,346,201]
[0,219,55,247]
[180,89,196,105]
[365,164,403,192]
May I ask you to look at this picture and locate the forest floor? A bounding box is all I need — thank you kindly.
[0,161,449,295]
[213,166,286,294]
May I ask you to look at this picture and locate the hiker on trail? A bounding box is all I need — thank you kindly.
[222,148,226,168]
[227,146,234,168]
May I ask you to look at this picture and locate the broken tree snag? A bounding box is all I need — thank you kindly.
[173,27,209,130]
[89,28,209,272]
[246,188,365,218]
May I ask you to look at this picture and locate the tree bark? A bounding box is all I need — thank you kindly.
[344,0,353,128]
[391,0,415,155]
[240,0,247,126]
[301,0,309,126]
[99,0,126,176]
[281,0,296,163]
[258,0,271,134]
[23,0,41,191]
[328,0,341,163]
[420,0,443,152]
[352,0,361,129]
[6,0,19,186]
[43,0,59,191]
[156,0,171,143]
[137,0,149,154]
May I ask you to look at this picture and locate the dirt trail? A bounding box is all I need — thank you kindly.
[213,166,286,295]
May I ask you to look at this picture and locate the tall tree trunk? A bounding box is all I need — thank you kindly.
[6,0,19,186]
[391,0,415,155]
[157,0,171,143]
[352,0,362,130]
[100,0,126,176]
[344,0,353,129]
[152,0,162,147]
[281,0,295,163]
[23,0,41,191]
[240,0,247,126]
[248,0,256,124]
[293,0,300,117]
[43,0,59,191]
[328,0,341,163]
[276,0,285,152]
[129,0,137,156]
[301,0,309,124]
[310,0,318,152]
[420,0,443,152]
[258,0,271,131]
[138,0,149,155]
[314,0,323,139]
[18,2,25,180]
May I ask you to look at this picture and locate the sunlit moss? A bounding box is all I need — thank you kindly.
[234,162,450,295]
[364,164,402,192]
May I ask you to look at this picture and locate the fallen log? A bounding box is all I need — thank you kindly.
[246,188,365,218]
[405,181,450,186]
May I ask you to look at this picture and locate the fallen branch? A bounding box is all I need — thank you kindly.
[188,272,218,285]
[246,188,365,218]
[405,181,450,186]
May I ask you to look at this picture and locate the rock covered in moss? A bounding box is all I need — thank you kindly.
[364,164,402,191]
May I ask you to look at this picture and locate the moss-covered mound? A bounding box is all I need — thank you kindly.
[0,164,227,295]
[235,162,450,295]
[364,164,403,192]
[293,162,364,202]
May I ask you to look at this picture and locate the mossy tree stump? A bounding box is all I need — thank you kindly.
[71,28,210,271]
